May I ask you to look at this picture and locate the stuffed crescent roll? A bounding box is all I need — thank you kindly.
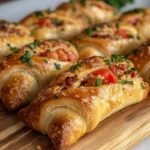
[120,8,150,40]
[128,41,150,84]
[0,20,34,57]
[0,40,78,111]
[20,10,89,40]
[56,0,119,26]
[20,0,119,41]
[72,22,144,59]
[19,55,149,150]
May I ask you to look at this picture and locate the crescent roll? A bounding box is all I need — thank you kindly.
[120,8,150,40]
[0,40,78,111]
[72,21,144,59]
[56,0,119,26]
[0,20,34,57]
[19,56,149,150]
[128,41,150,84]
[20,10,89,40]
[20,0,119,41]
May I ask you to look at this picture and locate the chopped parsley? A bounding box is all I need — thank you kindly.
[128,35,134,38]
[94,26,100,31]
[54,63,61,70]
[96,78,102,86]
[72,7,77,12]
[120,109,124,113]
[118,79,134,85]
[7,44,18,53]
[35,11,44,18]
[132,49,137,54]
[131,67,136,71]
[46,8,52,13]
[124,8,145,14]
[85,28,93,36]
[70,63,81,73]
[104,59,111,65]
[116,22,120,28]
[20,51,33,66]
[43,59,48,63]
[80,0,86,6]
[111,54,128,63]
[29,41,41,50]
[103,0,134,10]
[137,35,141,40]
[141,83,145,89]
[55,19,62,26]
[53,94,58,99]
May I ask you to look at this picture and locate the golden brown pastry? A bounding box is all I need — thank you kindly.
[128,41,150,84]
[0,40,78,111]
[20,10,89,40]
[0,20,34,57]
[20,0,119,41]
[72,21,144,59]
[19,55,149,150]
[120,8,150,40]
[57,0,119,26]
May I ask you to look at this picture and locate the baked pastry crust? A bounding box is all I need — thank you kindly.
[19,56,149,150]
[0,20,34,57]
[20,10,89,40]
[0,40,78,111]
[120,8,150,40]
[72,22,144,59]
[128,41,150,83]
[20,0,119,41]
[57,0,119,26]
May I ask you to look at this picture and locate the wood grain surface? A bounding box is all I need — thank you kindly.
[0,95,150,150]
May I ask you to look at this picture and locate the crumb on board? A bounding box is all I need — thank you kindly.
[36,145,42,150]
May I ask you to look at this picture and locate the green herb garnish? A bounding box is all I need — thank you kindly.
[102,0,134,10]
[29,41,41,50]
[132,49,137,54]
[96,78,102,87]
[104,59,111,65]
[128,35,134,38]
[7,44,18,53]
[118,79,134,85]
[53,94,58,99]
[55,19,62,26]
[85,28,93,36]
[54,63,61,70]
[35,11,44,18]
[120,109,124,113]
[116,22,120,28]
[43,59,48,63]
[94,26,100,31]
[20,51,33,66]
[141,83,145,89]
[70,63,81,73]
[124,8,145,14]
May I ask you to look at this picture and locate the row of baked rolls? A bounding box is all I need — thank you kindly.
[0,40,78,111]
[128,41,150,84]
[119,8,150,40]
[19,55,149,150]
[0,20,34,57]
[71,21,145,60]
[20,0,119,40]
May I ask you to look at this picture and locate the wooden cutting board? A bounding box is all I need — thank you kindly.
[0,95,150,150]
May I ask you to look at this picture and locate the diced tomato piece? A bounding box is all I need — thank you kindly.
[38,19,49,27]
[115,29,129,38]
[92,68,117,84]
[131,71,136,78]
